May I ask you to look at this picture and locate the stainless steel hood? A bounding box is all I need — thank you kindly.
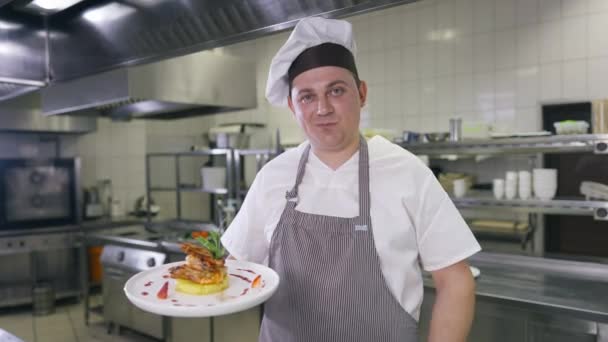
[45,0,417,82]
[1,0,418,117]
[41,50,257,120]
[0,92,97,133]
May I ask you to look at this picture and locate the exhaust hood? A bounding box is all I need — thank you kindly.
[41,50,257,120]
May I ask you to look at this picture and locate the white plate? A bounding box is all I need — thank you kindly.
[470,266,481,279]
[124,260,279,317]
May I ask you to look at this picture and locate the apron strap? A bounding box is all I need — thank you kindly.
[357,137,372,227]
[285,144,311,201]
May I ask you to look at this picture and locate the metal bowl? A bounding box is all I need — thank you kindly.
[424,132,450,142]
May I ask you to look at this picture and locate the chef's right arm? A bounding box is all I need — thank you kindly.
[221,170,269,264]
[411,168,480,342]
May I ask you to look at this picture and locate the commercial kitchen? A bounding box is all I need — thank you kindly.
[1,0,608,341]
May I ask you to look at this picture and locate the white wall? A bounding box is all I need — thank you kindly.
[210,0,608,142]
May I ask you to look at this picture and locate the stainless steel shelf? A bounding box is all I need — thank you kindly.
[147,148,231,157]
[149,187,229,195]
[452,194,608,220]
[400,134,608,156]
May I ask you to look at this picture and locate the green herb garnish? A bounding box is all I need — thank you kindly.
[194,231,225,259]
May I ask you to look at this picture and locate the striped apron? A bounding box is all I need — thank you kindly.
[259,137,418,342]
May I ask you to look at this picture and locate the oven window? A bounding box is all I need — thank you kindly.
[4,166,72,222]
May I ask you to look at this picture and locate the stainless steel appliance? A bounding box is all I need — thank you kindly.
[0,231,82,308]
[0,158,81,229]
[100,245,166,339]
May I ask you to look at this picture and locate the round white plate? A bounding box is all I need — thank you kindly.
[469,266,481,279]
[124,260,279,317]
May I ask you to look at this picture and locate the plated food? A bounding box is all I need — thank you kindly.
[169,231,229,295]
[124,231,280,317]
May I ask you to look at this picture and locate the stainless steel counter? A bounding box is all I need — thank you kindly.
[424,252,608,323]
[0,217,144,238]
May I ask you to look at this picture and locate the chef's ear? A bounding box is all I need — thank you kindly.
[357,80,368,107]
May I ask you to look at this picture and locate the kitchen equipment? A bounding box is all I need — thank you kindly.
[32,283,55,316]
[84,187,104,219]
[41,51,257,120]
[97,179,113,218]
[449,118,462,142]
[518,171,532,200]
[402,131,421,143]
[423,132,449,143]
[592,99,608,133]
[200,167,227,191]
[453,179,467,198]
[553,120,589,135]
[125,259,280,318]
[0,231,80,308]
[205,123,266,149]
[533,168,558,200]
[439,173,474,194]
[580,181,608,201]
[133,195,160,217]
[0,158,80,230]
[101,245,166,339]
[493,179,505,199]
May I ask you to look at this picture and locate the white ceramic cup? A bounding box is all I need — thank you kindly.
[453,179,467,198]
[493,179,505,199]
[506,171,518,181]
[505,180,517,199]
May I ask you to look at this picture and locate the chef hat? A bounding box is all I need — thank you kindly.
[265,17,358,107]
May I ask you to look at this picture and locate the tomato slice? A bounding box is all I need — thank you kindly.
[157,281,169,299]
[251,275,261,288]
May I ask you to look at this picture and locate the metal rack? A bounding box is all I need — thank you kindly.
[399,134,608,156]
[452,193,608,221]
[145,148,277,227]
[145,149,235,224]
[398,134,608,222]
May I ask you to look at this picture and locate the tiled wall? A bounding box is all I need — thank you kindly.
[212,0,608,140]
[4,0,608,223]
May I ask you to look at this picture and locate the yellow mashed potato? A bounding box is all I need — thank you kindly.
[175,276,229,295]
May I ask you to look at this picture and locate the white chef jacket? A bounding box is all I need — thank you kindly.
[221,135,481,320]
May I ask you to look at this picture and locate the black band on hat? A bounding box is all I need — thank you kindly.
[288,43,359,84]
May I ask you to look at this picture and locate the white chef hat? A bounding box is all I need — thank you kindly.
[265,16,358,107]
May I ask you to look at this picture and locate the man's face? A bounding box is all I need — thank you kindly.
[288,66,367,153]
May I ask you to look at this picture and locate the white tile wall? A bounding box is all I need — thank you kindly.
[18,0,598,184]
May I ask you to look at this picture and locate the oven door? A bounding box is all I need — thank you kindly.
[0,159,79,229]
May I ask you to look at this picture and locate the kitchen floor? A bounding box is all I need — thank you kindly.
[0,296,157,342]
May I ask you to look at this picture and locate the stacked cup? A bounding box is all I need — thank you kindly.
[533,168,558,200]
[518,171,532,200]
[493,179,505,199]
[505,171,518,200]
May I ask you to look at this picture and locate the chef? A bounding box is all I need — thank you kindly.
[221,16,481,342]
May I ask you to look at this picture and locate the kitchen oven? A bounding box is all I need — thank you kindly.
[0,158,81,230]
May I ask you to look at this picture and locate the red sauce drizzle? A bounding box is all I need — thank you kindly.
[162,275,170,279]
[237,268,257,275]
[171,299,178,303]
[240,288,249,296]
[229,274,251,283]
[141,292,148,296]
[144,281,153,287]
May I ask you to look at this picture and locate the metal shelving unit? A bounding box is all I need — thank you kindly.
[145,148,235,224]
[400,134,608,156]
[145,147,278,227]
[452,193,608,221]
[399,134,608,253]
